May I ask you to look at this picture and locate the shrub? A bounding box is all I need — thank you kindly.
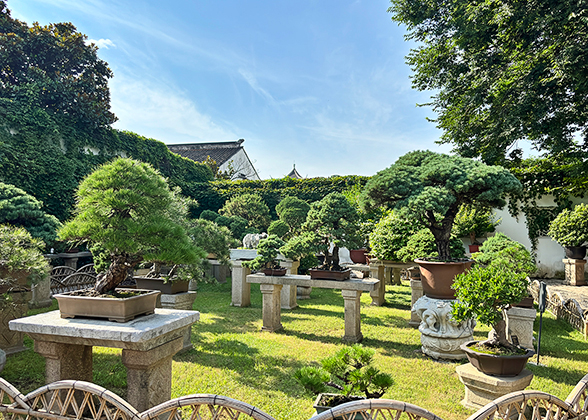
[547,204,588,247]
[228,216,248,240]
[0,225,49,288]
[219,193,271,231]
[199,210,219,221]
[474,233,536,277]
[268,220,289,238]
[276,196,310,236]
[369,211,423,261]
[396,229,465,263]
[452,204,500,244]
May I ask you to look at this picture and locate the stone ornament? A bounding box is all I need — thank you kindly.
[243,233,268,249]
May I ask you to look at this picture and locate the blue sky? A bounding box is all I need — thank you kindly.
[9,0,452,178]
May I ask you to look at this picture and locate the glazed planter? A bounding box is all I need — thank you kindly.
[54,289,160,323]
[460,341,535,377]
[349,249,368,264]
[309,268,351,281]
[414,259,473,299]
[468,244,480,253]
[564,246,587,260]
[134,277,189,294]
[262,268,287,276]
[313,393,365,418]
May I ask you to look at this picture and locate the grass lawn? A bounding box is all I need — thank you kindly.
[3,280,587,420]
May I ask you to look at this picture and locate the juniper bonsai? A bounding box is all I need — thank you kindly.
[360,151,521,260]
[59,158,204,294]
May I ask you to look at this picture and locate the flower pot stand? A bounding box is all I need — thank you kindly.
[456,363,533,410]
[412,295,475,359]
[563,258,586,286]
[505,306,537,350]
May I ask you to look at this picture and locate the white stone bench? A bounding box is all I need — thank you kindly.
[246,274,379,343]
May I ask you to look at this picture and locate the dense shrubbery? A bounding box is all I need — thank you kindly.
[369,211,423,261]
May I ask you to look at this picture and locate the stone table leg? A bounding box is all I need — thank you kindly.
[230,261,251,307]
[35,340,93,383]
[391,267,403,285]
[121,337,183,412]
[342,289,363,343]
[260,284,283,332]
[369,264,385,306]
[409,279,423,328]
[280,260,300,309]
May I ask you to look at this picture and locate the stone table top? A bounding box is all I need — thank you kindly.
[9,309,199,351]
[247,273,379,292]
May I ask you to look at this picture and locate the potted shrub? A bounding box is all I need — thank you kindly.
[295,344,394,412]
[453,204,501,253]
[548,204,588,259]
[0,225,49,354]
[451,234,536,376]
[242,235,287,276]
[58,158,204,322]
[360,151,521,298]
[281,192,362,280]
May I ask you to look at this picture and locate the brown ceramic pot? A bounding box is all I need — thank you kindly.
[309,268,351,281]
[134,277,189,294]
[349,249,368,264]
[414,259,473,299]
[460,341,535,377]
[262,268,287,276]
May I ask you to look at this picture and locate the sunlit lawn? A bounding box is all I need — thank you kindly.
[3,280,587,420]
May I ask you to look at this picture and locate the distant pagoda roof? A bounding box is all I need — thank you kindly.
[286,164,303,179]
[168,139,244,166]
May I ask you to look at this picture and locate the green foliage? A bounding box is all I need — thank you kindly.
[452,205,500,244]
[276,196,311,237]
[59,158,203,292]
[388,0,588,165]
[242,235,286,271]
[360,151,521,260]
[268,220,289,239]
[199,210,219,221]
[396,229,465,263]
[548,204,588,247]
[219,193,271,231]
[474,233,536,277]
[0,224,49,287]
[295,345,394,399]
[369,211,423,261]
[0,182,61,248]
[281,192,362,270]
[214,215,231,228]
[228,216,248,241]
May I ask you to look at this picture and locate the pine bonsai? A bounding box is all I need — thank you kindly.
[242,235,286,271]
[59,158,204,294]
[360,151,521,260]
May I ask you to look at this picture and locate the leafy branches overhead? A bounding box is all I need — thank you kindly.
[389,0,588,165]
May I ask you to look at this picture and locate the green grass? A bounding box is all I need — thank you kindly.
[3,280,587,420]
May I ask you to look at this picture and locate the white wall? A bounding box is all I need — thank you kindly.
[220,149,260,180]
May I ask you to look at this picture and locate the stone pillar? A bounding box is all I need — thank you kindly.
[35,340,93,383]
[160,293,197,352]
[63,257,78,269]
[342,289,363,343]
[412,295,475,360]
[30,277,52,308]
[279,259,299,309]
[506,306,537,350]
[260,284,283,332]
[391,267,403,285]
[456,363,533,410]
[230,261,251,307]
[409,280,423,328]
[563,258,586,286]
[369,262,385,306]
[122,337,183,412]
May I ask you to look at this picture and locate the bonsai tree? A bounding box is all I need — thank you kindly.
[359,151,521,260]
[0,182,61,248]
[59,158,204,294]
[242,235,286,271]
[267,220,289,239]
[219,194,271,231]
[369,211,423,261]
[281,192,362,271]
[453,204,500,245]
[295,345,394,405]
[396,228,465,263]
[275,196,310,239]
[548,204,588,248]
[451,234,536,350]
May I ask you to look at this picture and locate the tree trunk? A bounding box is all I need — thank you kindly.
[483,319,513,348]
[332,245,340,270]
[94,254,142,294]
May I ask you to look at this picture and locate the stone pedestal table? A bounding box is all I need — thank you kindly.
[247,274,379,343]
[563,258,586,286]
[9,309,199,411]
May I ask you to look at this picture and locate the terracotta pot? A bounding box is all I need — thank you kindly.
[414,259,473,299]
[349,249,367,264]
[407,266,421,280]
[134,277,189,294]
[565,246,586,260]
[460,341,535,377]
[262,268,287,276]
[309,268,351,281]
[54,289,160,322]
[468,244,480,253]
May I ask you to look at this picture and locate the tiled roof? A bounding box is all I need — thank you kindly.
[168,139,244,165]
[286,165,303,179]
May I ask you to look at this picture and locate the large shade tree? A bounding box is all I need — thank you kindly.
[388,0,588,165]
[359,151,521,260]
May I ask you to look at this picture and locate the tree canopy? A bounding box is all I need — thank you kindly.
[389,0,588,165]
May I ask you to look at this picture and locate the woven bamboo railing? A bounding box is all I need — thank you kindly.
[1,374,587,420]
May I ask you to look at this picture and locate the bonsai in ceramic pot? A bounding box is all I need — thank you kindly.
[359,150,521,297]
[452,204,500,253]
[57,158,205,320]
[281,192,362,280]
[548,204,588,259]
[451,234,537,376]
[242,235,287,276]
[295,344,394,411]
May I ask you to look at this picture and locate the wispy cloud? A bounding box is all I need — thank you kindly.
[87,38,116,49]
